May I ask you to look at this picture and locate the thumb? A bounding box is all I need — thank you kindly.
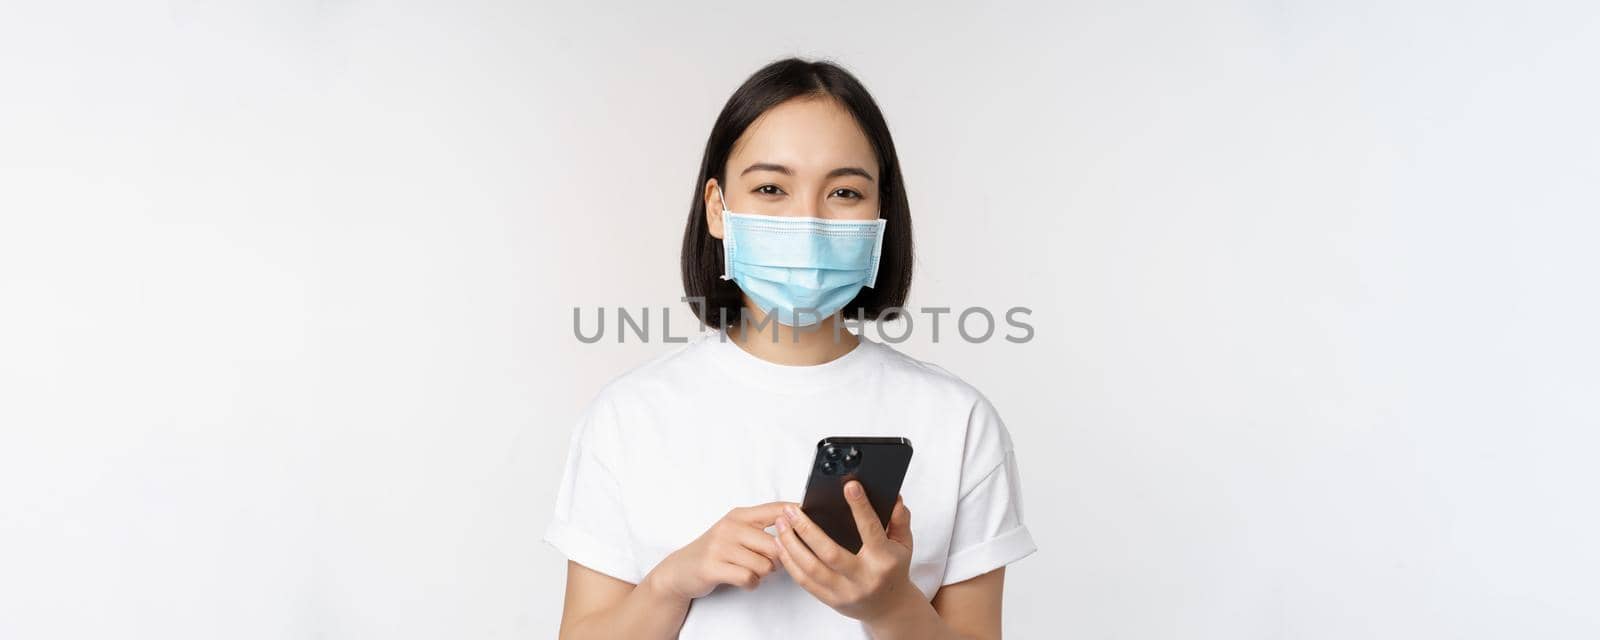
[844,480,887,547]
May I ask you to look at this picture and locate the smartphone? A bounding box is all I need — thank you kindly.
[799,436,914,554]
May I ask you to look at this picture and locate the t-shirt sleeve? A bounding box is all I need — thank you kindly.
[541,394,643,584]
[942,394,1039,586]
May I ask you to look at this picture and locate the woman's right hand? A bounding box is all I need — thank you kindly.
[644,502,793,601]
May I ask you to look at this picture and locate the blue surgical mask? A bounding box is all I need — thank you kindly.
[715,185,887,327]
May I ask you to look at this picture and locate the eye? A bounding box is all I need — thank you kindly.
[755,184,786,196]
[831,188,864,200]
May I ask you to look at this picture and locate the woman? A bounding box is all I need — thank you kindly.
[544,58,1036,639]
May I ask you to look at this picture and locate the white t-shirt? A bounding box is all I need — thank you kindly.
[542,330,1037,638]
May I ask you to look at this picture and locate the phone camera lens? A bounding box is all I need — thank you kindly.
[823,445,843,461]
[820,459,839,475]
[842,446,861,468]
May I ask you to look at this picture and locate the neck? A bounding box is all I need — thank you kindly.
[726,309,861,366]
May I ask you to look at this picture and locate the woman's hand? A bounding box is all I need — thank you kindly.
[644,502,791,601]
[774,480,920,624]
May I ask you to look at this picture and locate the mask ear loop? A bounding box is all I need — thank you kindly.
[715,183,735,281]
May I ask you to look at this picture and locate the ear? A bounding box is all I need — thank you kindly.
[704,179,725,240]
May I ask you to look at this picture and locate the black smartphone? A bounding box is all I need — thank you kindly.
[799,436,914,554]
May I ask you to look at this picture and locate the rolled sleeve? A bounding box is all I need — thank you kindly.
[942,398,1038,586]
[542,519,642,585]
[540,395,642,584]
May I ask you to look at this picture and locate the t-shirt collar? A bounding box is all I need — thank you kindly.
[702,328,881,394]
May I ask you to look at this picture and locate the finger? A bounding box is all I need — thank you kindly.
[843,480,888,547]
[734,525,783,562]
[776,513,840,592]
[774,530,822,599]
[784,503,853,570]
[776,515,840,603]
[723,543,776,578]
[886,495,913,546]
[729,502,794,527]
[712,562,762,591]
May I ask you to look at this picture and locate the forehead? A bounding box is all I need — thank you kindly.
[728,97,878,178]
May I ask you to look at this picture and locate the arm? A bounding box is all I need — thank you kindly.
[558,503,791,640]
[557,561,690,640]
[863,567,1005,640]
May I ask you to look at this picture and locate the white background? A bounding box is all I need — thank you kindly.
[3,1,1597,638]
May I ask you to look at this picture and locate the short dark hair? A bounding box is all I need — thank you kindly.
[680,57,914,329]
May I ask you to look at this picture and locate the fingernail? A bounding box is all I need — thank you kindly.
[784,505,799,519]
[846,482,863,499]
[776,515,788,532]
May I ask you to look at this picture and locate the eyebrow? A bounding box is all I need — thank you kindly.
[739,162,875,182]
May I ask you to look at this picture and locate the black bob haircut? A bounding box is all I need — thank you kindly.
[680,57,914,329]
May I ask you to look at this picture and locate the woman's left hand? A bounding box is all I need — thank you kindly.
[774,480,920,623]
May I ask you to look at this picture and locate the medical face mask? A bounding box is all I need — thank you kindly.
[715,185,887,327]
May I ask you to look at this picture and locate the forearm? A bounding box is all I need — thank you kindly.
[862,587,979,640]
[562,571,691,640]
